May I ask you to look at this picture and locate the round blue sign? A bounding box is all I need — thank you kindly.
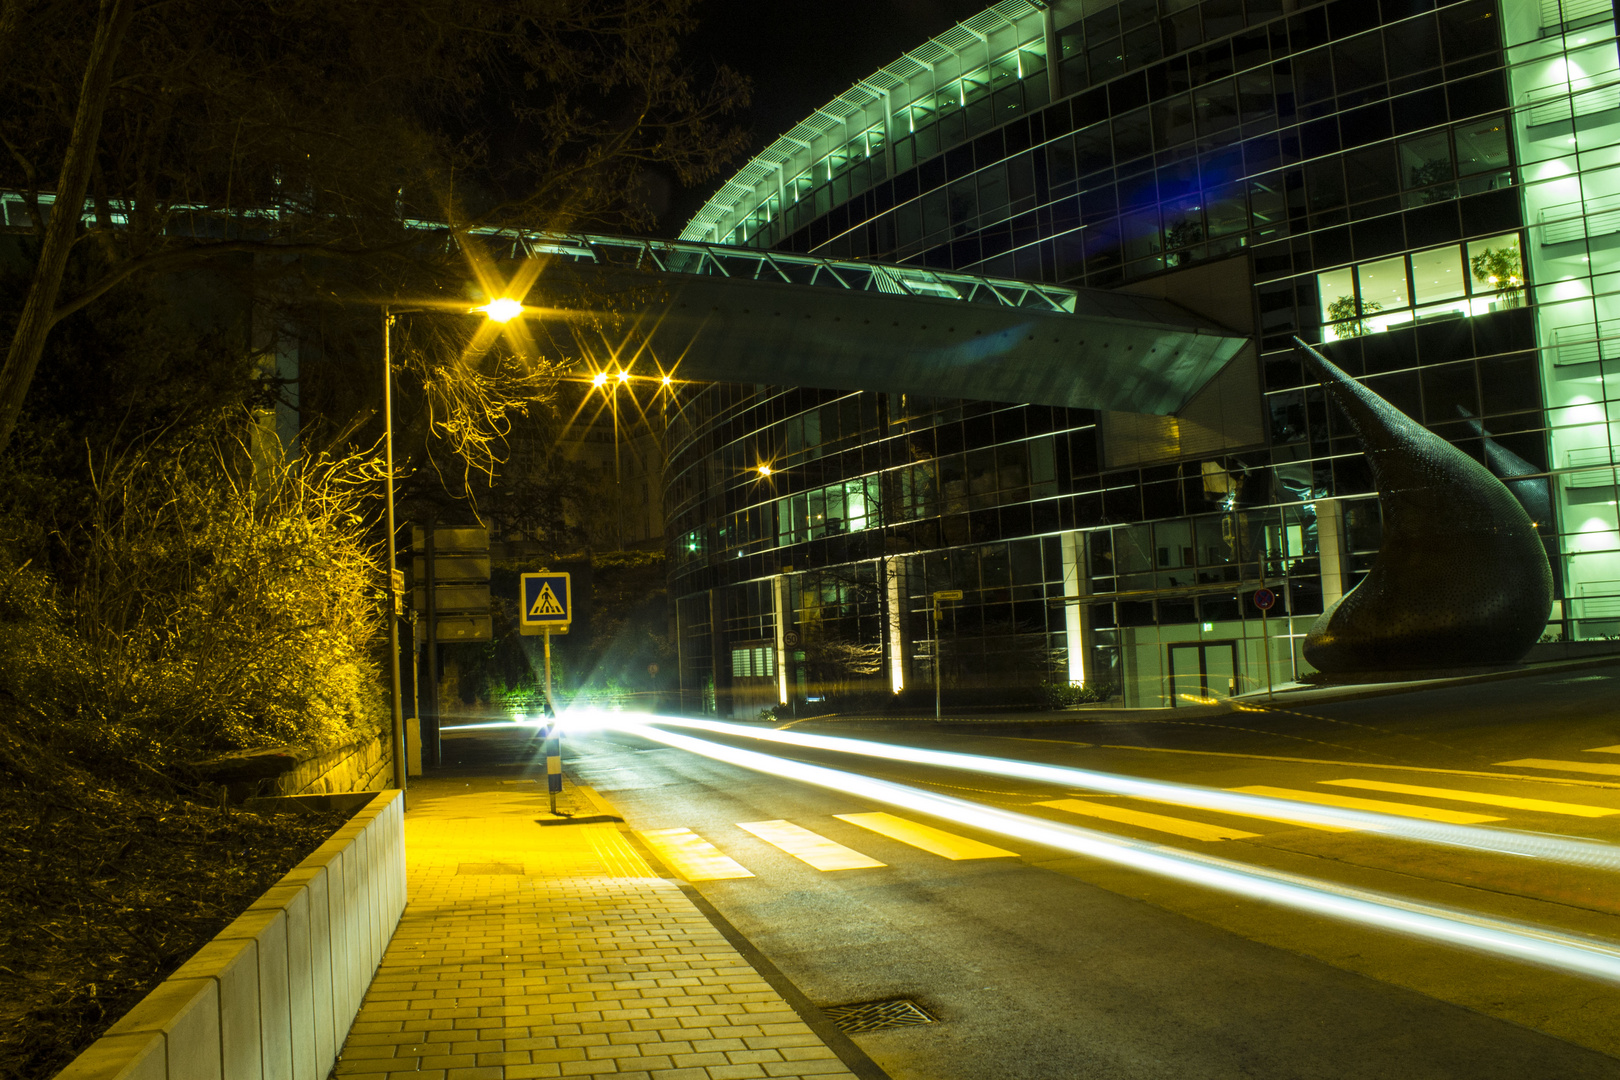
[1253,588,1277,611]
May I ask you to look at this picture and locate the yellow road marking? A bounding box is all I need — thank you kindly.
[1039,799,1261,841]
[1230,786,1502,824]
[736,820,885,871]
[835,812,1018,860]
[1138,798,1353,833]
[1498,758,1620,777]
[587,825,657,878]
[636,828,754,881]
[1585,745,1620,755]
[1323,778,1617,818]
[1090,744,1620,789]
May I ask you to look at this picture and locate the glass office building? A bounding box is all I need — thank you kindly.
[666,0,1619,713]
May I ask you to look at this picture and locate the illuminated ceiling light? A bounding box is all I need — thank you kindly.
[478,298,523,322]
[592,372,609,388]
[757,464,773,477]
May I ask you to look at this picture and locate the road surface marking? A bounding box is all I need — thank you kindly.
[1039,799,1261,841]
[1497,758,1620,777]
[736,820,886,870]
[1229,786,1502,824]
[1138,798,1354,833]
[835,812,1018,859]
[1585,746,1620,754]
[636,828,754,881]
[1322,778,1617,817]
[1090,744,1620,788]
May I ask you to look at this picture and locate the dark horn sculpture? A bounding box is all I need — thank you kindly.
[1455,404,1554,532]
[1293,337,1551,671]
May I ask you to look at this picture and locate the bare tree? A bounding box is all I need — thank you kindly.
[0,0,748,452]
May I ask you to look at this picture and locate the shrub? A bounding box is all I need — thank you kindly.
[0,418,387,781]
[1037,680,1113,708]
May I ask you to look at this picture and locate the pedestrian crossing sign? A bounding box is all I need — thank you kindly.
[520,572,571,629]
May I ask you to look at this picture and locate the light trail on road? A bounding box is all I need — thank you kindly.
[611,718,1620,986]
[607,714,1620,874]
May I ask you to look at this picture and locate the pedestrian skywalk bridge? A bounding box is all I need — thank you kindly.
[637,754,1620,882]
[509,230,1250,415]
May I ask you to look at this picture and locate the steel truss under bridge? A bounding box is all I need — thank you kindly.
[490,232,1250,415]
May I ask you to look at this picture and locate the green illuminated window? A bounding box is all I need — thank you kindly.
[1317,236,1524,339]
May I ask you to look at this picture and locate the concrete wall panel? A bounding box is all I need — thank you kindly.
[52,1032,165,1080]
[106,977,222,1080]
[281,887,316,1080]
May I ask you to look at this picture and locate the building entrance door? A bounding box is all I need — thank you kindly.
[1168,642,1239,706]
[727,641,778,719]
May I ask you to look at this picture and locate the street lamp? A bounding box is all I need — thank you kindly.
[477,298,523,323]
[380,298,520,794]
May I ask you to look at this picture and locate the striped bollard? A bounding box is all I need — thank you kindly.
[546,730,562,814]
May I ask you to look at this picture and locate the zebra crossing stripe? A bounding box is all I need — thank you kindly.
[1323,778,1617,817]
[636,827,754,881]
[835,812,1018,860]
[736,820,885,870]
[1040,799,1261,841]
[1231,786,1502,824]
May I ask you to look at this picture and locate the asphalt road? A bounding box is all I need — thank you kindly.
[440,660,1620,1079]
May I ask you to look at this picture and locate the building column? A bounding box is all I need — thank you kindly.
[708,587,726,716]
[1061,531,1090,687]
[773,573,790,706]
[1316,498,1349,610]
[885,555,909,694]
[1043,4,1062,100]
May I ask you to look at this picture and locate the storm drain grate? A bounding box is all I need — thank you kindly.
[821,999,937,1033]
[457,863,525,875]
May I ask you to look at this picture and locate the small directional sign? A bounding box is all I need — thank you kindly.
[521,572,572,630]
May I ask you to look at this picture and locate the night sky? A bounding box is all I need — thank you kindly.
[656,0,990,235]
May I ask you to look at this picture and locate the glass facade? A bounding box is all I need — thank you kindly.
[669,0,1620,715]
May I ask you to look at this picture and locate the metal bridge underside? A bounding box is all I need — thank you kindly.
[520,242,1250,415]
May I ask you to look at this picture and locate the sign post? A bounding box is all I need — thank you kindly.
[410,526,491,768]
[522,572,573,813]
[931,590,963,720]
[1252,587,1277,700]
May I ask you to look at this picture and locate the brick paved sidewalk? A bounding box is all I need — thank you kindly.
[331,773,860,1080]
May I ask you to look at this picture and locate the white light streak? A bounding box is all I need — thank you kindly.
[440,719,537,732]
[631,716,1620,873]
[619,721,1620,984]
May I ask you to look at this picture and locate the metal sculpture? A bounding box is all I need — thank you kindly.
[1293,338,1551,671]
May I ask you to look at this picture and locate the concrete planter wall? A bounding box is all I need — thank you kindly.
[196,736,394,803]
[55,790,406,1080]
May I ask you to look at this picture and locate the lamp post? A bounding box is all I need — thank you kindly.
[381,306,408,795]
[380,296,523,794]
[592,370,628,549]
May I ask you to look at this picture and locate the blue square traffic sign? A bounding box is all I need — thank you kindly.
[521,572,571,627]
